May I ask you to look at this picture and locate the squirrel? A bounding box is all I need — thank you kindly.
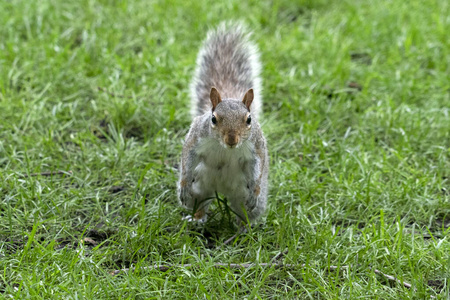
[178,22,269,224]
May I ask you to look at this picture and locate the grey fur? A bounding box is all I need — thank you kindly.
[190,22,262,120]
[179,22,268,223]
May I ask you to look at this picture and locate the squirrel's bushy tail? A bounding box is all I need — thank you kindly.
[190,22,262,119]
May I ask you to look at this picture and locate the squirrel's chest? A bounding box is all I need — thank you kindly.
[194,139,254,191]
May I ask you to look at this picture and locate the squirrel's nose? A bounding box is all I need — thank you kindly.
[225,133,239,148]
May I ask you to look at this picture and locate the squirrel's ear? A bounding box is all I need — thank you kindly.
[210,87,222,110]
[242,89,254,110]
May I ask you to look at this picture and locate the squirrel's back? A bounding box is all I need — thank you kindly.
[190,22,262,119]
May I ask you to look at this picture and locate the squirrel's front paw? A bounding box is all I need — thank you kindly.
[182,209,208,223]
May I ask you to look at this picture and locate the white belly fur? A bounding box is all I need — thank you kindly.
[194,138,254,198]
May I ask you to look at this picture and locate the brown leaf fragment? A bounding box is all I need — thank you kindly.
[347,81,363,91]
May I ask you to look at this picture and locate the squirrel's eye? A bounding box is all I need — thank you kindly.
[246,115,252,125]
[211,115,217,125]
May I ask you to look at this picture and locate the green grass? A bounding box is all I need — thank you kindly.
[1,0,449,298]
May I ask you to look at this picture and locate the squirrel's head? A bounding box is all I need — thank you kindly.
[209,87,254,149]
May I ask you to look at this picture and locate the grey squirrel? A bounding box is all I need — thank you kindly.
[178,22,269,224]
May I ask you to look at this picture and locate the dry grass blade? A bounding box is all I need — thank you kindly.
[372,268,412,289]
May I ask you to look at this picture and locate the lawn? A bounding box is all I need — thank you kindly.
[0,0,449,298]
